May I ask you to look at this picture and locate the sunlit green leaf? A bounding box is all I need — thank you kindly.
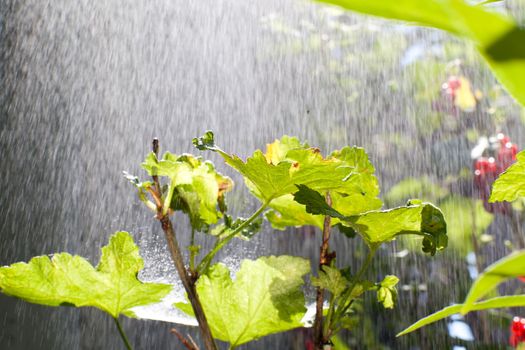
[398,295,525,336]
[490,150,525,202]
[265,195,325,230]
[297,188,447,254]
[346,201,447,255]
[318,0,525,106]
[377,275,399,309]
[140,151,233,231]
[175,256,310,347]
[0,232,172,318]
[195,132,382,229]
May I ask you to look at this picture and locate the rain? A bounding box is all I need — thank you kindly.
[1,0,525,349]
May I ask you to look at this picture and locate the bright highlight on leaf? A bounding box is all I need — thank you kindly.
[490,150,525,203]
[317,0,525,107]
[0,231,172,318]
[175,256,310,348]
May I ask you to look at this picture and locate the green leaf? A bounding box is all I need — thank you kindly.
[377,275,399,309]
[398,295,525,336]
[349,202,447,255]
[265,195,325,230]
[195,133,381,218]
[461,250,525,312]
[0,232,172,318]
[311,266,348,297]
[293,184,346,220]
[141,151,233,231]
[175,256,310,347]
[318,0,525,106]
[490,150,525,202]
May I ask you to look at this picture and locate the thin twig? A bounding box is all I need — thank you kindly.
[171,328,200,350]
[313,192,333,350]
[150,139,218,350]
[113,317,133,350]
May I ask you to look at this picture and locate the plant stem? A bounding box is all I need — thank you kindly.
[197,201,269,275]
[171,328,199,350]
[151,139,218,350]
[313,192,332,350]
[113,317,133,350]
[334,246,377,320]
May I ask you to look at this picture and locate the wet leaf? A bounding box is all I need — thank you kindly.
[377,275,399,309]
[175,256,310,347]
[296,187,447,254]
[0,232,172,318]
[490,150,525,202]
[346,201,447,255]
[141,151,233,231]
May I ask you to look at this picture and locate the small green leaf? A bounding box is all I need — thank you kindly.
[398,295,525,336]
[0,232,172,318]
[141,151,233,231]
[192,130,217,151]
[311,266,348,297]
[175,256,310,347]
[293,185,346,220]
[490,150,525,202]
[461,250,525,312]
[377,275,399,309]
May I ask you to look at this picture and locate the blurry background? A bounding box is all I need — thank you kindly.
[1,0,525,348]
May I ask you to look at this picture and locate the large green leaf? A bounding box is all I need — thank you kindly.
[194,132,381,229]
[0,231,172,318]
[346,201,447,255]
[318,0,525,106]
[295,185,447,255]
[490,150,525,203]
[175,256,310,348]
[398,295,525,336]
[194,132,367,201]
[141,151,233,231]
[461,250,525,312]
